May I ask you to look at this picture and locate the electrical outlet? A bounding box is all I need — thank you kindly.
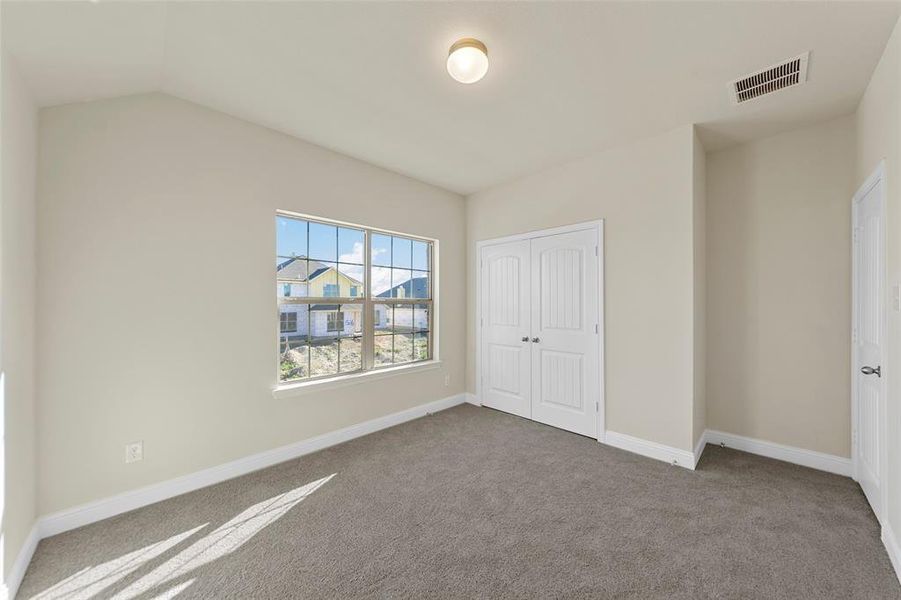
[444,374,450,387]
[125,441,143,464]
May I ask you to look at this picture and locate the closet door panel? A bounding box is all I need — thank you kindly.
[529,229,600,438]
[480,240,531,418]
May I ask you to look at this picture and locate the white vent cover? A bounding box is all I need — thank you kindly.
[730,52,809,104]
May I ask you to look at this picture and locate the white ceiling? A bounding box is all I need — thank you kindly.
[3,1,899,194]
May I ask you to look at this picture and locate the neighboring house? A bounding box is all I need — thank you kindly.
[378,277,428,300]
[277,256,363,339]
[375,277,429,331]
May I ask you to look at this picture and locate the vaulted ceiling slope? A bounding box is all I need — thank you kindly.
[3,1,899,194]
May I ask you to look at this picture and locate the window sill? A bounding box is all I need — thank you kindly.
[272,360,442,399]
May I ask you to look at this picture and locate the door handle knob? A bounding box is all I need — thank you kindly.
[521,336,529,342]
[861,365,881,377]
[531,337,540,343]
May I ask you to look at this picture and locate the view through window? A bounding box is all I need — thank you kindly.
[277,213,433,384]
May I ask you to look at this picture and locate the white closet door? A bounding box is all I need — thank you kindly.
[529,229,600,438]
[853,167,886,520]
[480,240,531,418]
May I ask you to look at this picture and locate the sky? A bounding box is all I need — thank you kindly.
[277,216,429,295]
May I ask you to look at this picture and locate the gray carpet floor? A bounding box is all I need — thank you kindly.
[18,404,901,599]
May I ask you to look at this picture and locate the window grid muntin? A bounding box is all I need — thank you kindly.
[277,212,433,385]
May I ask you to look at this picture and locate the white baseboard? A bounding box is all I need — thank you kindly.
[883,523,901,586]
[2,523,39,600]
[464,392,480,406]
[704,429,851,477]
[692,430,708,469]
[37,394,466,539]
[603,430,696,470]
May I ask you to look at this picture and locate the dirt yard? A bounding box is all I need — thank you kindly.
[280,333,428,382]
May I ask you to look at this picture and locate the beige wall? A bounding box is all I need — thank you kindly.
[1,49,38,586]
[466,126,699,451]
[856,16,901,538]
[692,129,706,447]
[706,115,855,457]
[36,93,466,515]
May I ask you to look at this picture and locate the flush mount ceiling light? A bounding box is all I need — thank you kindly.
[446,38,489,84]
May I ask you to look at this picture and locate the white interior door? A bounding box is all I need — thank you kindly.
[529,229,600,438]
[480,240,531,418]
[853,165,886,520]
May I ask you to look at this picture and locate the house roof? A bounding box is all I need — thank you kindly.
[276,256,319,281]
[377,277,429,299]
[277,256,362,286]
[310,304,340,311]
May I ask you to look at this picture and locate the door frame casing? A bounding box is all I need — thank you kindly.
[475,220,606,441]
[851,160,887,524]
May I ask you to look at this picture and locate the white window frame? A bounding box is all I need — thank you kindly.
[274,210,438,396]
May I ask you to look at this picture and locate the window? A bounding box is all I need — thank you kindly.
[276,213,434,384]
[280,311,297,333]
[327,311,344,333]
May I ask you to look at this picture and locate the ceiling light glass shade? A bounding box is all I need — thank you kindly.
[447,38,488,84]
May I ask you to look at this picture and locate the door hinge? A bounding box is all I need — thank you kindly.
[595,245,599,256]
[595,401,599,412]
[595,324,599,334]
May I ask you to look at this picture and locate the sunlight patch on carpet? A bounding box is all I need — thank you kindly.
[30,525,207,600]
[109,473,335,599]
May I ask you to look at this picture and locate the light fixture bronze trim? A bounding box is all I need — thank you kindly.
[449,38,487,56]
